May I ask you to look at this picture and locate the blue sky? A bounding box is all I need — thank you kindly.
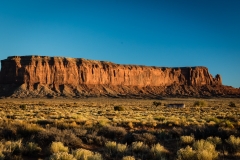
[0,0,239,87]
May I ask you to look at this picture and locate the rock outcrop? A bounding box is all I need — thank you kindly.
[0,56,239,98]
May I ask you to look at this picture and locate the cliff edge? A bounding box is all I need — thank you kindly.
[0,56,239,98]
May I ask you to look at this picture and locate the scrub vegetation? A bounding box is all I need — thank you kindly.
[0,97,239,159]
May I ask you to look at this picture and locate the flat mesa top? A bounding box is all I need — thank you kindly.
[3,55,206,69]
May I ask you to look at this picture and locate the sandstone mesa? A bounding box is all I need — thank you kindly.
[0,56,239,98]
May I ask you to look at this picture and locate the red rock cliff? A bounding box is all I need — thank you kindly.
[0,56,238,98]
[0,56,222,86]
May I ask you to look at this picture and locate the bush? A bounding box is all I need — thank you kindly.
[87,152,102,160]
[153,101,162,107]
[193,101,207,107]
[177,145,196,160]
[193,140,218,160]
[116,143,127,153]
[225,135,240,154]
[177,140,218,160]
[105,141,127,156]
[133,133,156,145]
[2,139,23,155]
[24,142,41,155]
[225,120,234,129]
[19,104,27,110]
[50,142,68,153]
[131,141,149,153]
[150,143,168,159]
[55,129,83,147]
[122,156,135,160]
[206,136,222,147]
[37,127,83,148]
[105,141,117,153]
[73,148,102,160]
[73,128,88,137]
[17,123,44,137]
[229,102,236,107]
[49,152,76,160]
[99,125,127,139]
[180,135,195,145]
[114,106,124,111]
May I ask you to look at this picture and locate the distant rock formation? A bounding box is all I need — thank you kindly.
[0,56,239,98]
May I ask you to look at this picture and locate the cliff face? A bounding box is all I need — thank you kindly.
[0,56,238,98]
[0,56,222,86]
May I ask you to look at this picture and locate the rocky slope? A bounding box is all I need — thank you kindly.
[0,56,239,98]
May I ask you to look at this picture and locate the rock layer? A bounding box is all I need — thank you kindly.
[0,56,239,98]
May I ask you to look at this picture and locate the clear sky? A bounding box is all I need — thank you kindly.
[0,0,239,87]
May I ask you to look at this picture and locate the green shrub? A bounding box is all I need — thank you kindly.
[196,150,217,160]
[50,142,68,153]
[2,139,23,155]
[0,139,22,159]
[208,117,221,124]
[73,148,102,160]
[150,143,168,159]
[177,140,218,160]
[177,145,196,160]
[131,141,149,153]
[105,141,117,153]
[122,156,135,160]
[206,136,222,147]
[87,152,102,160]
[193,140,218,160]
[116,143,127,153]
[17,123,44,137]
[105,141,127,156]
[114,106,124,111]
[133,133,156,145]
[73,148,92,160]
[225,135,240,154]
[180,135,195,145]
[225,120,234,129]
[49,152,76,160]
[24,142,41,155]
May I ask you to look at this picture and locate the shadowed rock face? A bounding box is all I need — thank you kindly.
[0,56,239,98]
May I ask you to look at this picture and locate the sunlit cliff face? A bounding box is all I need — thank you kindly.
[1,56,238,98]
[0,56,222,87]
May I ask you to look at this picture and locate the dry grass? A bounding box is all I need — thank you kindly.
[0,97,239,159]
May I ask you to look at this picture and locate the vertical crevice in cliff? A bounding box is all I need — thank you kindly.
[185,68,191,85]
[81,71,85,82]
[113,70,116,77]
[63,58,68,67]
[92,66,94,75]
